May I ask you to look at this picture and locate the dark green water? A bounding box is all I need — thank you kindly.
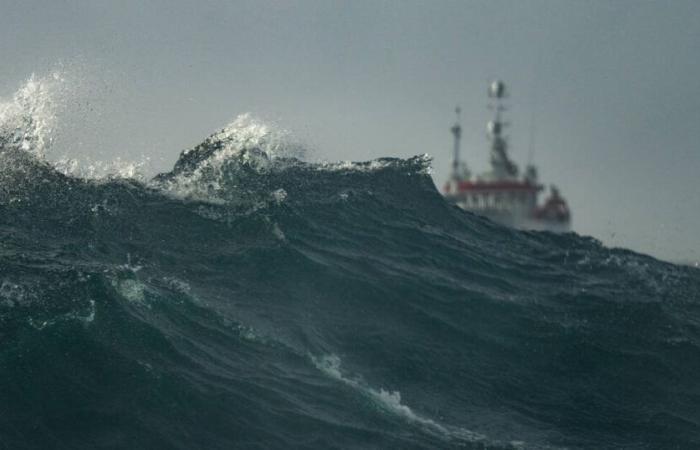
[1,117,700,449]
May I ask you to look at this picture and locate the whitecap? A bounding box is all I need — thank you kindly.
[311,354,485,443]
[0,72,65,158]
[152,113,305,203]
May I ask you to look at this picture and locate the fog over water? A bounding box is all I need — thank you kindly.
[1,0,699,262]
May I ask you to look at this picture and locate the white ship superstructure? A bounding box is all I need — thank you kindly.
[443,81,571,232]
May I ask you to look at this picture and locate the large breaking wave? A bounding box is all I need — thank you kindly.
[1,75,699,449]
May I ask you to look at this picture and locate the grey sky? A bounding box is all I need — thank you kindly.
[1,0,699,262]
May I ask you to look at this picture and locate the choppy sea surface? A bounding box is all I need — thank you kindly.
[2,75,700,449]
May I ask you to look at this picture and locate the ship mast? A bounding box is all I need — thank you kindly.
[450,106,462,180]
[487,80,518,179]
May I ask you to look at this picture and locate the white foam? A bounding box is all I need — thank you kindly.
[270,223,286,241]
[207,113,304,160]
[271,188,287,204]
[154,114,305,203]
[0,280,35,308]
[112,278,147,306]
[1,75,431,203]
[0,72,66,158]
[54,155,152,181]
[236,324,262,343]
[0,70,155,188]
[111,257,149,306]
[162,276,192,295]
[76,299,96,324]
[314,153,433,174]
[311,354,485,442]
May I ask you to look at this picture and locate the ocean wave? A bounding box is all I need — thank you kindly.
[1,73,700,449]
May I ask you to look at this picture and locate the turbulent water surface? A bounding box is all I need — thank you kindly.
[1,76,700,450]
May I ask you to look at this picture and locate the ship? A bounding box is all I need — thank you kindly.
[443,80,571,232]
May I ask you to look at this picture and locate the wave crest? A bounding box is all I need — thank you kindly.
[0,72,65,157]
